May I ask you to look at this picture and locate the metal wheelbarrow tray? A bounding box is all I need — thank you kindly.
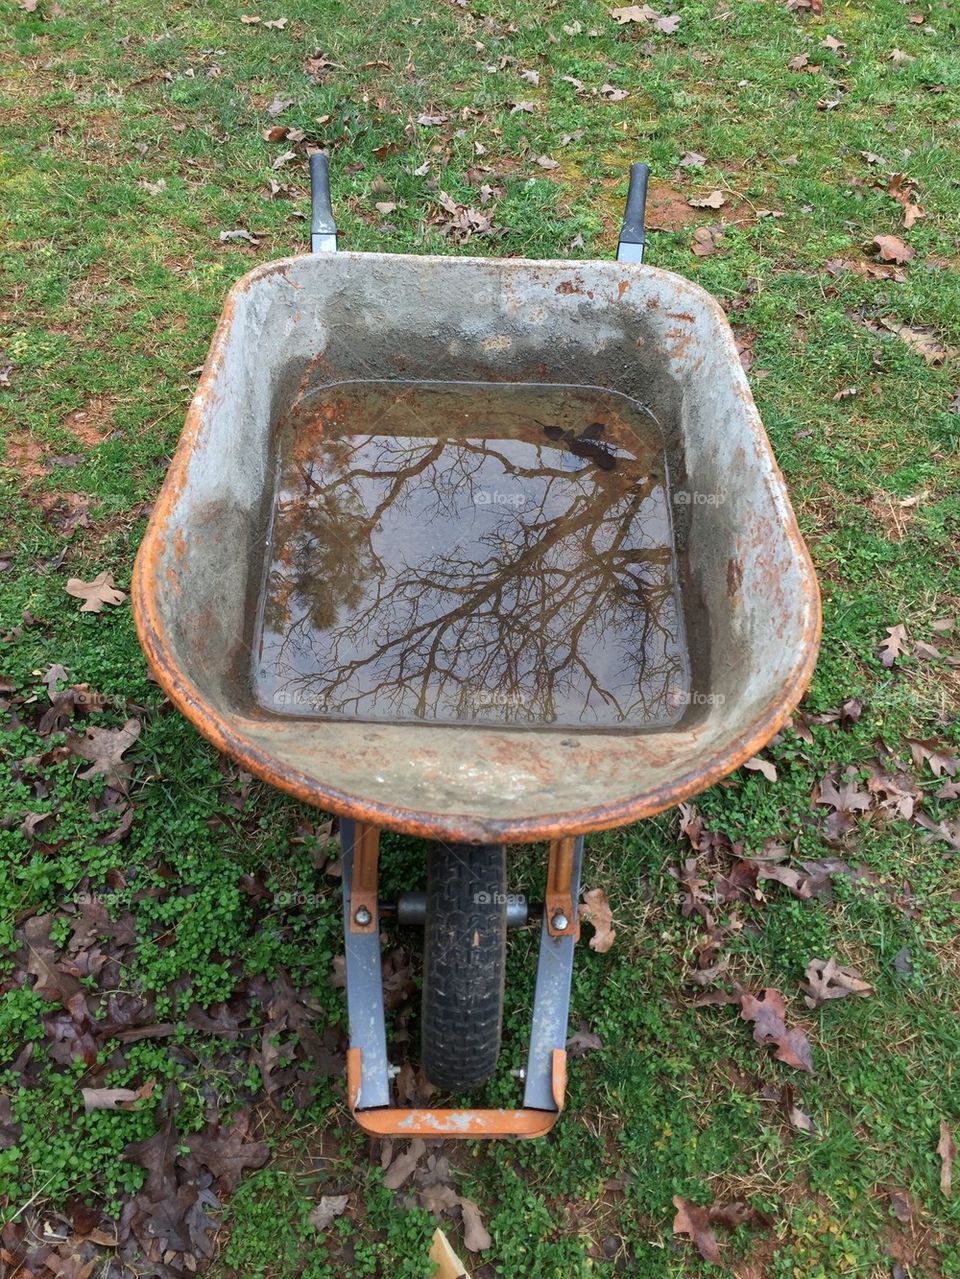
[133,163,820,1137]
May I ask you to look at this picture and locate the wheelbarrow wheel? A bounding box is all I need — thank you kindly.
[421,841,507,1092]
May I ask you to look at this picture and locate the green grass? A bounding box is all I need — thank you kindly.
[2,0,960,1274]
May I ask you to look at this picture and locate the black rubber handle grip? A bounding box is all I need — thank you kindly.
[310,152,337,237]
[619,162,649,246]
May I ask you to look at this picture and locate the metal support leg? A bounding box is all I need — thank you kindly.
[524,836,583,1111]
[339,823,584,1137]
[340,818,390,1109]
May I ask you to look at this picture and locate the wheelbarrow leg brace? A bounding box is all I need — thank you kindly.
[340,819,583,1138]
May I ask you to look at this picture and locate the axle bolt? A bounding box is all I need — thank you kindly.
[551,910,569,931]
[354,905,372,927]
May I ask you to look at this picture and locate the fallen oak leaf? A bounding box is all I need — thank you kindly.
[872,234,914,265]
[609,4,659,21]
[41,663,68,699]
[65,571,126,613]
[22,913,83,1005]
[672,1197,721,1264]
[743,755,777,782]
[802,956,872,1008]
[816,767,871,843]
[459,1197,492,1252]
[689,189,726,209]
[418,1184,491,1252]
[566,1022,603,1056]
[382,1138,426,1190]
[878,316,952,365]
[66,718,141,789]
[906,737,958,778]
[739,988,813,1072]
[877,623,909,668]
[219,228,262,245]
[755,862,812,899]
[308,1194,349,1230]
[82,1081,155,1112]
[691,226,722,256]
[913,811,960,852]
[580,887,616,952]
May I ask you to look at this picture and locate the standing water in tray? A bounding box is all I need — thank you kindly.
[253,380,690,729]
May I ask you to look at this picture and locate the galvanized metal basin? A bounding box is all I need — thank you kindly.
[132,251,820,843]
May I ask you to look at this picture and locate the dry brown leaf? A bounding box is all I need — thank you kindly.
[689,189,726,209]
[906,737,959,778]
[610,3,659,21]
[672,1197,721,1264]
[66,718,141,789]
[264,16,287,28]
[383,1139,426,1190]
[872,234,914,264]
[240,12,260,22]
[802,956,872,1008]
[878,316,951,365]
[743,756,777,782]
[877,623,909,667]
[65,571,126,613]
[654,14,680,32]
[459,1197,492,1252]
[816,768,871,843]
[691,226,721,256]
[739,988,813,1072]
[580,887,616,953]
[567,1022,603,1056]
[308,1194,349,1230]
[375,201,397,215]
[939,1121,954,1197]
[82,1081,155,1112]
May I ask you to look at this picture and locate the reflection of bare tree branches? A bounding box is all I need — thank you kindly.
[255,382,689,728]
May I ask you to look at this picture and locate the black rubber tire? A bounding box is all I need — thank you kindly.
[421,841,507,1092]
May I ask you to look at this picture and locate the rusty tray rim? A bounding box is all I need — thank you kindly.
[132,251,822,843]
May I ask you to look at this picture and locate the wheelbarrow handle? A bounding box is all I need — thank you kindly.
[309,152,338,253]
[616,162,649,264]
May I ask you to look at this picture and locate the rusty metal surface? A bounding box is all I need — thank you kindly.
[346,1047,566,1139]
[545,837,578,938]
[347,822,379,935]
[132,251,820,843]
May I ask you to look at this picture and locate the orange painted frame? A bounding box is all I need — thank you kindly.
[346,1048,568,1139]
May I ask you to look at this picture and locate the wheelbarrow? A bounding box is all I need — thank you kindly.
[132,157,820,1139]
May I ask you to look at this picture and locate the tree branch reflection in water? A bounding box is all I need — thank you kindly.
[254,382,690,728]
